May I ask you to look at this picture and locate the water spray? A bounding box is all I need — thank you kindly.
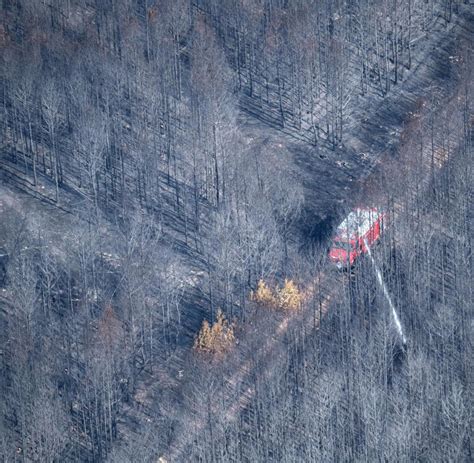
[363,238,407,345]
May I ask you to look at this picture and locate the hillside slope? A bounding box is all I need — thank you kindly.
[0,1,472,461]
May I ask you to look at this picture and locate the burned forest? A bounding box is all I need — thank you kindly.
[0,0,473,462]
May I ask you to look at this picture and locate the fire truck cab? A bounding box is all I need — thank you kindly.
[329,208,385,268]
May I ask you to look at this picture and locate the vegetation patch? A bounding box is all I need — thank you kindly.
[251,279,303,311]
[194,309,235,355]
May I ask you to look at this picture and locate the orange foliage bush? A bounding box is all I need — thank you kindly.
[251,279,277,307]
[277,279,302,311]
[251,279,302,311]
[194,309,235,354]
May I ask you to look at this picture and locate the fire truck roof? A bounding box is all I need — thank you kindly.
[335,208,380,241]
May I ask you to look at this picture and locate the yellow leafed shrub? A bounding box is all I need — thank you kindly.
[277,279,302,311]
[194,309,235,354]
[251,279,277,308]
[251,279,302,311]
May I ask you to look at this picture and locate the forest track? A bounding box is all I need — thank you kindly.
[238,5,473,223]
[163,130,458,461]
[164,269,341,462]
[162,24,472,463]
[1,2,471,461]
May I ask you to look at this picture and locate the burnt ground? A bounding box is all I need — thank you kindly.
[240,5,473,245]
[109,6,473,462]
[0,4,471,461]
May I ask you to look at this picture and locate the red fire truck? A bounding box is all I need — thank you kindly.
[329,208,385,268]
